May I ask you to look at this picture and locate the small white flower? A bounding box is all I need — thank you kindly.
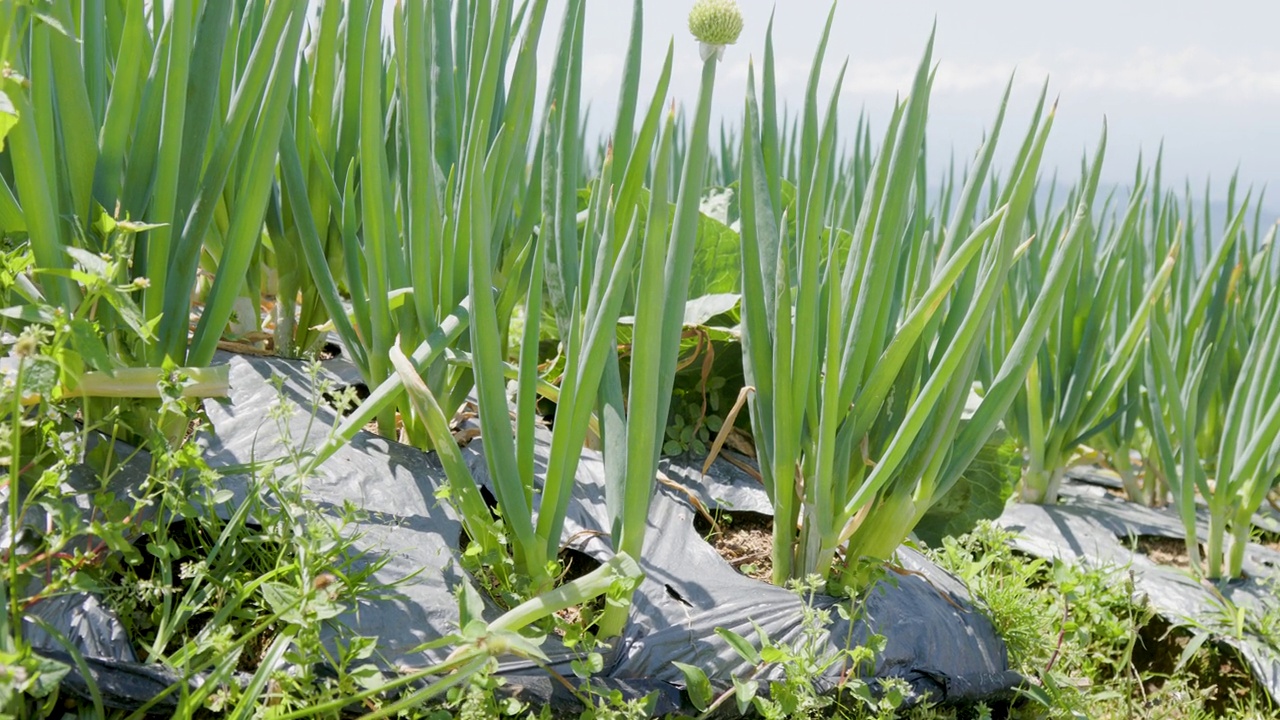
[688,0,744,62]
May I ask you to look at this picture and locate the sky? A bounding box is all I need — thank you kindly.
[537,0,1280,210]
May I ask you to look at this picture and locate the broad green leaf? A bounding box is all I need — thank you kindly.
[570,652,604,679]
[457,578,487,631]
[700,186,736,225]
[715,626,761,665]
[672,662,713,712]
[682,293,740,329]
[914,434,1019,547]
[24,652,70,699]
[260,582,302,624]
[734,677,760,715]
[69,319,112,372]
[688,211,741,297]
[10,356,59,401]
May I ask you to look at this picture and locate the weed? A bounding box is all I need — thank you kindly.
[929,522,1276,719]
[676,573,897,720]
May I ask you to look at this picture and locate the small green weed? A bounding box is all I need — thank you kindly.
[675,574,897,720]
[929,522,1276,719]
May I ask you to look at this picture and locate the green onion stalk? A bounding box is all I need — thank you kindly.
[593,0,741,637]
[332,0,684,620]
[1080,176,1274,510]
[0,0,304,450]
[1089,156,1173,504]
[1165,200,1260,465]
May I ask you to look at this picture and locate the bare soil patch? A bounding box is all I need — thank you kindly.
[1134,615,1257,716]
[554,548,605,629]
[695,511,775,582]
[1134,535,1202,572]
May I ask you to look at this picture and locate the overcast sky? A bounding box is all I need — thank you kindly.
[538,1,1280,207]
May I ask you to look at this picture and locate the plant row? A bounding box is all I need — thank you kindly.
[1,0,1278,702]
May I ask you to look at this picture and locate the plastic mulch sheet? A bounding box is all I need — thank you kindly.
[995,473,1280,700]
[31,353,1021,712]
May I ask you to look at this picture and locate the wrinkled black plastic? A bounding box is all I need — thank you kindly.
[5,434,149,665]
[34,354,1018,712]
[997,476,1280,700]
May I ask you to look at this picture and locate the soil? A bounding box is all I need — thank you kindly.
[1103,484,1130,501]
[1133,615,1257,715]
[322,382,369,417]
[318,342,342,361]
[554,548,604,629]
[1126,538,1265,714]
[1135,536,1203,572]
[1132,535,1273,582]
[694,511,775,582]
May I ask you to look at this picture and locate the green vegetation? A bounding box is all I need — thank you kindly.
[735,11,1085,586]
[0,0,1278,716]
[930,524,1275,720]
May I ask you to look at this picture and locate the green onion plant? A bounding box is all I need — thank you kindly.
[997,163,1178,504]
[279,0,552,441]
[1143,190,1280,579]
[590,0,739,636]
[1146,290,1280,580]
[1,0,308,369]
[735,5,1090,587]
[363,0,722,642]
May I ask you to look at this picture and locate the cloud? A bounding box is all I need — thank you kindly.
[801,47,1280,103]
[1054,47,1280,101]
